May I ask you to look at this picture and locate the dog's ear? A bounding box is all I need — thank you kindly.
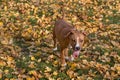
[81,31,87,36]
[64,30,74,38]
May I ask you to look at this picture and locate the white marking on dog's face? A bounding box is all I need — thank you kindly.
[75,37,80,48]
[69,31,85,51]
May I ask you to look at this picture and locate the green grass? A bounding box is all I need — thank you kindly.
[28,18,38,26]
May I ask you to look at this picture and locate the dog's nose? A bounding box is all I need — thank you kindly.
[75,47,80,51]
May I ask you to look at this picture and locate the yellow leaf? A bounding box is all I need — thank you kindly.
[0,22,3,26]
[37,58,41,62]
[0,60,6,66]
[70,63,77,70]
[10,78,16,80]
[53,60,59,65]
[44,67,51,72]
[66,70,74,78]
[31,5,35,9]
[104,71,110,79]
[48,77,55,80]
[53,71,58,76]
[4,69,9,74]
[4,6,7,11]
[92,27,98,32]
[72,16,77,22]
[5,79,9,80]
[116,67,120,71]
[31,56,36,61]
[82,59,88,65]
[1,37,9,45]
[49,54,54,59]
[34,7,38,15]
[8,56,14,61]
[26,76,35,80]
[28,70,38,77]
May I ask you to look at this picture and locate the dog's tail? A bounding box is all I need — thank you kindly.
[61,5,64,19]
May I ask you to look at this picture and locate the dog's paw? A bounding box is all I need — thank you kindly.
[61,63,67,67]
[69,55,74,61]
[53,47,57,51]
[65,56,69,60]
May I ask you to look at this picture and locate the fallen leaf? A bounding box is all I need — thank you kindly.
[28,70,38,77]
[104,71,111,79]
[4,69,9,74]
[82,59,88,65]
[0,72,2,79]
[31,56,36,61]
[67,70,74,78]
[0,60,6,66]
[44,67,51,72]
[28,62,35,68]
[0,21,3,27]
[26,76,35,80]
[53,71,58,76]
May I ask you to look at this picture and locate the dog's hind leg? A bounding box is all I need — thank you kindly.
[53,29,57,51]
[53,39,58,51]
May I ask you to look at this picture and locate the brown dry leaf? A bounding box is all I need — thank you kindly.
[1,38,9,45]
[116,66,120,71]
[115,65,120,74]
[104,71,111,79]
[82,59,88,65]
[4,78,9,80]
[81,0,92,4]
[66,70,74,78]
[0,60,6,66]
[111,40,120,47]
[48,54,54,59]
[44,72,51,78]
[28,62,35,68]
[89,61,96,67]
[0,72,2,79]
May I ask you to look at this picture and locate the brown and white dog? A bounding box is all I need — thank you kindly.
[53,19,85,66]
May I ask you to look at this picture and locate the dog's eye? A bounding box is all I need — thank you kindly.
[80,40,83,42]
[72,39,75,42]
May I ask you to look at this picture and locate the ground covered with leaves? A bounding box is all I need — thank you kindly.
[0,0,120,80]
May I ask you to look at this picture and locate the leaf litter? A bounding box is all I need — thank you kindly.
[0,0,120,79]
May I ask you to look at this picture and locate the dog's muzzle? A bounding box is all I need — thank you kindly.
[75,46,80,51]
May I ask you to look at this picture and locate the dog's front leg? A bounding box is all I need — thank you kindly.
[60,48,67,66]
[64,48,69,60]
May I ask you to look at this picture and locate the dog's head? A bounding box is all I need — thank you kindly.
[65,29,86,59]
